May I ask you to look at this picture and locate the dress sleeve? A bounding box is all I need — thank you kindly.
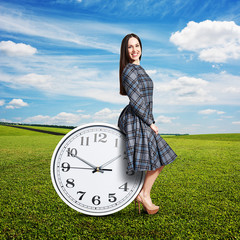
[122,65,154,126]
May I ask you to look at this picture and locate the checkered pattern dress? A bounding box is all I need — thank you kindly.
[118,63,177,174]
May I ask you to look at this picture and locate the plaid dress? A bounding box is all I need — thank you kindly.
[118,63,177,174]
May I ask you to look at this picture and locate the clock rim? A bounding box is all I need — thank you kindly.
[50,122,145,216]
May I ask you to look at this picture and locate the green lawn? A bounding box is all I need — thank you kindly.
[0,125,239,239]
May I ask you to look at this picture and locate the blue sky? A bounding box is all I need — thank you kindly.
[0,0,240,134]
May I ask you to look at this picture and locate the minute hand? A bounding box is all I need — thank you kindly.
[99,155,122,169]
[74,155,99,171]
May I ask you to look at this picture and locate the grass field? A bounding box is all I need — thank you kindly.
[0,125,239,239]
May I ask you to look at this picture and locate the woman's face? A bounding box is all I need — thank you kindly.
[127,37,141,64]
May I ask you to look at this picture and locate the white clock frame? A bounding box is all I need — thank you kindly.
[50,123,145,216]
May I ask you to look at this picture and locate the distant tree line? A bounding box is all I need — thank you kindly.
[0,122,75,129]
[0,122,189,135]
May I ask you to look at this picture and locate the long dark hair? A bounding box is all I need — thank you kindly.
[119,33,142,95]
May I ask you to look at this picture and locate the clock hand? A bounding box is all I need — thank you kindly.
[92,155,121,173]
[99,155,122,169]
[69,166,112,171]
[74,155,104,173]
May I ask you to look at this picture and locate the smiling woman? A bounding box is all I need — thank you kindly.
[118,33,177,215]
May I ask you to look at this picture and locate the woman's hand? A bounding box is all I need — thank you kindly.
[150,123,159,134]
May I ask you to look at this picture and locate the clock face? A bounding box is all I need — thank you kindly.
[51,123,144,216]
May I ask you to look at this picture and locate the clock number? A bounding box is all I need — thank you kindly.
[61,162,70,172]
[80,136,89,146]
[77,191,86,200]
[67,148,77,157]
[108,193,117,203]
[66,178,75,188]
[94,133,107,143]
[92,195,101,205]
[115,138,118,148]
[119,182,129,192]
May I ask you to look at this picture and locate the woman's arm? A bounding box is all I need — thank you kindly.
[122,65,154,126]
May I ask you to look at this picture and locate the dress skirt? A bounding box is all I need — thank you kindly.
[118,63,177,175]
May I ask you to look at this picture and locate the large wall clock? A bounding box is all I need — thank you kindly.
[51,123,145,216]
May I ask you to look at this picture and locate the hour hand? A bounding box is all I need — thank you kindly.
[74,155,104,173]
[92,167,112,173]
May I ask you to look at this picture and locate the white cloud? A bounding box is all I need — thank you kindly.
[0,100,5,106]
[216,111,226,115]
[6,105,15,109]
[153,70,240,108]
[17,73,53,90]
[146,70,157,75]
[170,20,240,63]
[24,115,51,123]
[93,108,121,120]
[156,115,177,124]
[0,41,37,56]
[198,109,225,115]
[52,112,90,125]
[200,72,240,105]
[0,118,12,123]
[155,76,215,104]
[232,121,240,125]
[24,112,91,125]
[223,87,240,94]
[6,99,28,109]
[23,108,122,126]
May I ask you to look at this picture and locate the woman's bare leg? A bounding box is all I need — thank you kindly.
[138,166,164,205]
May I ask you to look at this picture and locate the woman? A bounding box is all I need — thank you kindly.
[118,33,177,215]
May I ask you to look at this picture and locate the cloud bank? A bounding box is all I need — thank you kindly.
[23,108,122,125]
[6,99,29,109]
[0,41,37,56]
[170,20,240,63]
